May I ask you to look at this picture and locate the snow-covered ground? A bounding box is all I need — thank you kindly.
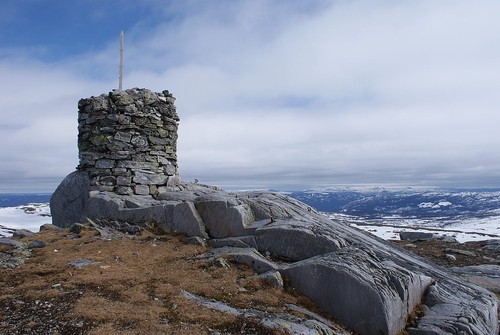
[0,203,51,237]
[327,213,500,243]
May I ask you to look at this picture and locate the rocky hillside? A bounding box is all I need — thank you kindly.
[48,176,499,335]
[42,88,499,334]
[1,224,350,334]
[288,187,500,220]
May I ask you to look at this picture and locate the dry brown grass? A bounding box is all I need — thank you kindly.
[0,228,329,334]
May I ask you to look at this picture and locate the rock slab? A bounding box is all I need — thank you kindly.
[50,182,499,335]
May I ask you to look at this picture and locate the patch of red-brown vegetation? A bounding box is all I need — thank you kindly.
[392,239,498,267]
[0,228,337,334]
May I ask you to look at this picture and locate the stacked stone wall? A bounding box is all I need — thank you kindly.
[77,88,180,196]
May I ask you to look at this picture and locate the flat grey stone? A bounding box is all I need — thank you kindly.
[12,229,34,238]
[182,290,348,335]
[68,259,96,268]
[27,240,46,249]
[450,264,500,277]
[201,247,278,274]
[444,248,476,257]
[171,202,208,238]
[0,238,23,248]
[39,224,62,231]
[208,236,257,249]
[399,231,436,241]
[255,221,345,261]
[281,247,433,335]
[449,265,500,293]
[195,199,256,238]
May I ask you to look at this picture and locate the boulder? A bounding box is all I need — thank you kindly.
[27,240,46,249]
[50,171,90,227]
[208,236,258,249]
[399,231,436,241]
[194,196,256,238]
[50,86,500,334]
[12,229,34,238]
[171,202,208,238]
[398,231,458,243]
[281,247,433,335]
[69,223,83,234]
[39,224,62,232]
[255,221,345,261]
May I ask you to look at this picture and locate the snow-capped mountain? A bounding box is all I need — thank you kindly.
[287,187,500,242]
[288,187,500,219]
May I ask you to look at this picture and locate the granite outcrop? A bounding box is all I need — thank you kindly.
[50,89,499,335]
[52,176,499,335]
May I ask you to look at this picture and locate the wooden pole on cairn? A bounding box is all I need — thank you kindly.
[119,31,124,90]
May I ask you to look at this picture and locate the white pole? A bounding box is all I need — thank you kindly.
[119,31,124,90]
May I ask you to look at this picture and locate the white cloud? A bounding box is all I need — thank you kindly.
[1,0,500,191]
[0,57,112,191]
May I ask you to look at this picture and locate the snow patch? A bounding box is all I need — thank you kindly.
[0,203,51,237]
[327,212,500,243]
[418,201,452,209]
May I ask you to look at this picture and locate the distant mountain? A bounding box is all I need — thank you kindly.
[287,187,500,219]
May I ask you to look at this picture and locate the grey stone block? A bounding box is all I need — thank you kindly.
[50,171,90,227]
[171,202,208,238]
[407,283,498,335]
[134,184,150,195]
[28,240,46,249]
[255,222,344,261]
[399,231,436,241]
[195,199,256,238]
[281,248,433,335]
[208,236,257,249]
[0,238,23,248]
[12,229,34,238]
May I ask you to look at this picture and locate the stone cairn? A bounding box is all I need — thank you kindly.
[77,88,180,196]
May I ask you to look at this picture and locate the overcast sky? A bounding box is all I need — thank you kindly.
[1,0,500,192]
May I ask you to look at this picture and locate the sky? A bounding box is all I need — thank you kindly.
[1,0,500,192]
